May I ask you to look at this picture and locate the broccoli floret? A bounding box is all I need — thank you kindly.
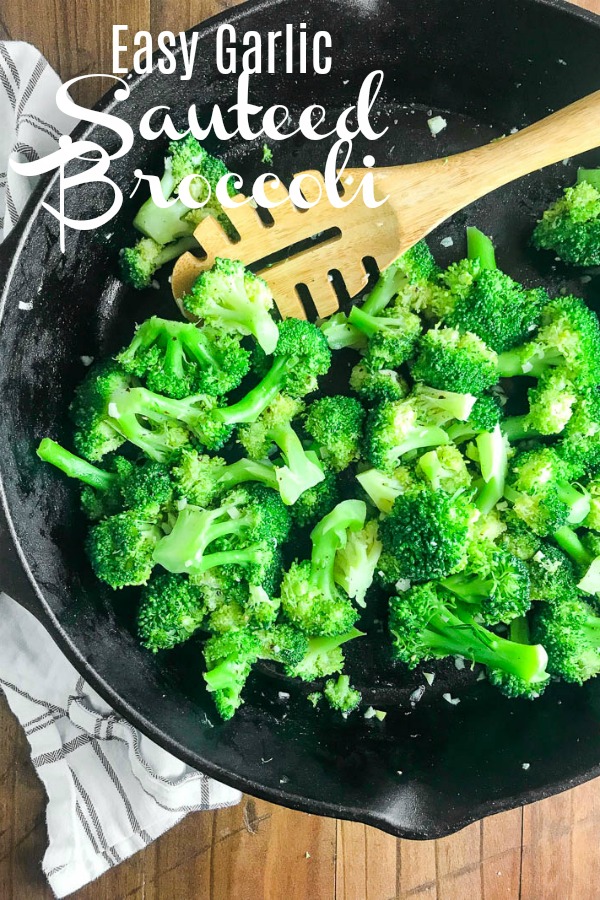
[213,319,331,430]
[131,135,235,247]
[378,485,476,583]
[280,500,365,635]
[361,241,440,317]
[304,395,365,472]
[528,543,578,603]
[389,584,549,695]
[584,474,600,532]
[116,316,250,399]
[37,438,124,518]
[497,295,600,388]
[290,469,341,528]
[355,465,416,515]
[183,258,279,355]
[86,508,163,588]
[119,236,198,290]
[532,172,600,267]
[154,485,291,584]
[525,369,578,436]
[553,526,600,595]
[320,312,367,351]
[244,584,280,628]
[171,449,279,507]
[411,327,498,395]
[348,301,422,371]
[415,445,472,494]
[238,395,325,504]
[532,595,600,684]
[474,425,509,514]
[443,261,545,353]
[501,510,542,561]
[487,615,548,699]
[558,388,600,476]
[448,395,504,444]
[323,674,361,714]
[442,542,531,625]
[202,624,311,720]
[207,598,250,633]
[121,136,236,288]
[285,628,364,680]
[349,362,408,403]
[333,519,382,608]
[364,386,475,472]
[138,573,206,650]
[203,629,262,720]
[504,447,590,537]
[71,360,226,461]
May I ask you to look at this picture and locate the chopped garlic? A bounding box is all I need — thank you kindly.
[428,115,447,136]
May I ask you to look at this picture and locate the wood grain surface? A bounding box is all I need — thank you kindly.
[1,0,600,897]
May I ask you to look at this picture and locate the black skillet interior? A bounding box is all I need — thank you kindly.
[1,0,600,839]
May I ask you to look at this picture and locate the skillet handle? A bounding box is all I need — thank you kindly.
[0,223,47,622]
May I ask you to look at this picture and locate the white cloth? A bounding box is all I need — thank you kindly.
[0,42,240,898]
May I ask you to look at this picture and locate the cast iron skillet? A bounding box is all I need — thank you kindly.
[1,0,600,840]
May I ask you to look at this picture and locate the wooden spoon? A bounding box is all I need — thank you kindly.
[171,90,600,320]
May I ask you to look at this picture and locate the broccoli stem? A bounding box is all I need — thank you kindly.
[133,164,196,245]
[501,415,539,442]
[426,607,548,684]
[466,227,496,270]
[577,168,600,191]
[497,347,562,379]
[361,266,407,316]
[475,426,507,514]
[394,426,451,461]
[192,544,265,575]
[269,423,325,504]
[554,526,592,566]
[310,500,366,596]
[348,306,387,337]
[557,483,591,525]
[509,615,531,645]
[217,458,279,493]
[216,356,289,426]
[37,439,116,492]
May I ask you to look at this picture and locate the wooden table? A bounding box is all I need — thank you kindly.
[2,0,600,896]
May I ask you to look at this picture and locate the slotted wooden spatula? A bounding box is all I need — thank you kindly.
[172,90,600,320]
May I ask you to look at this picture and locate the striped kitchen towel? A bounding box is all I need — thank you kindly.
[0,42,240,899]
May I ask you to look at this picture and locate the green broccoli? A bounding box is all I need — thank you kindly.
[411,326,498,395]
[183,257,279,355]
[116,316,250,398]
[355,465,416,515]
[448,395,504,444]
[442,258,546,353]
[289,469,341,528]
[532,594,600,684]
[558,388,600,476]
[378,485,476,583]
[280,500,365,635]
[285,629,364,680]
[487,615,548,699]
[153,485,290,585]
[364,386,475,472]
[474,425,509,514]
[333,519,382,608]
[348,300,422,372]
[203,629,261,720]
[171,449,279,508]
[319,312,367,351]
[121,135,236,288]
[441,542,531,625]
[415,445,472,494]
[86,508,163,588]
[238,395,325,504]
[528,543,578,604]
[532,170,600,267]
[304,395,365,472]
[360,241,440,317]
[497,294,600,388]
[37,438,125,518]
[504,446,590,537]
[389,584,549,695]
[349,362,408,403]
[323,674,361,714]
[119,236,198,291]
[138,573,206,650]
